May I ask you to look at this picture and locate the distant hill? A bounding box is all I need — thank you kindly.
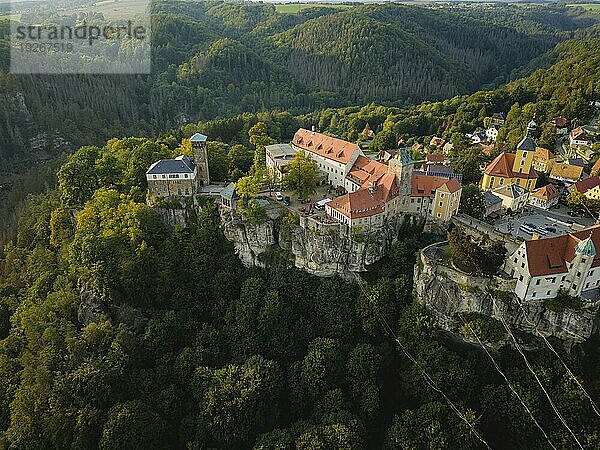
[0,0,598,163]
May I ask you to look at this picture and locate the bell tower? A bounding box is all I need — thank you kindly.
[190,133,210,186]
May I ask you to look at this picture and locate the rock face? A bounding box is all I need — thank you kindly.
[220,207,422,277]
[78,282,112,326]
[414,242,599,344]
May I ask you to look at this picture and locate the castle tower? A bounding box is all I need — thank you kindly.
[388,148,413,198]
[569,233,596,296]
[190,133,210,186]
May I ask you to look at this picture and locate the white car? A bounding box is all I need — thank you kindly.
[275,192,283,201]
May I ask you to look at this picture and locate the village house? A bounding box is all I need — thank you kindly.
[590,159,600,176]
[570,126,593,149]
[483,191,502,217]
[570,176,600,200]
[549,162,584,184]
[532,147,555,173]
[377,149,398,163]
[265,143,297,180]
[504,226,600,301]
[490,112,506,127]
[491,183,529,212]
[146,133,211,199]
[528,184,560,210]
[429,136,446,149]
[480,121,539,192]
[485,124,500,142]
[551,117,569,135]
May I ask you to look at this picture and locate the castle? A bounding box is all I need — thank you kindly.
[146,133,210,198]
[286,129,462,228]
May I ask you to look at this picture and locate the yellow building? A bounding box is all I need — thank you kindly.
[572,176,600,200]
[480,121,538,192]
[532,147,555,173]
[411,174,461,222]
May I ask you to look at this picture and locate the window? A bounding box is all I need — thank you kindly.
[439,202,443,207]
[521,262,525,268]
[532,292,536,298]
[577,271,582,278]
[153,175,157,179]
[547,291,551,296]
[536,279,540,285]
[519,275,524,281]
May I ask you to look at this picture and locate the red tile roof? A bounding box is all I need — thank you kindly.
[327,173,399,219]
[534,147,554,162]
[346,155,388,186]
[530,184,560,201]
[484,152,538,180]
[411,174,460,198]
[293,129,359,164]
[573,176,600,194]
[524,225,600,276]
[426,153,445,164]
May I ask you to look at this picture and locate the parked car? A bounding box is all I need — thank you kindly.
[545,226,557,233]
[275,191,283,201]
[568,210,577,217]
[553,203,561,209]
[283,196,290,206]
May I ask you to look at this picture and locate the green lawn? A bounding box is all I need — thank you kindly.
[63,0,151,20]
[567,3,600,13]
[274,3,353,14]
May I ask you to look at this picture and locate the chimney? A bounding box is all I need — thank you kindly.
[531,233,540,240]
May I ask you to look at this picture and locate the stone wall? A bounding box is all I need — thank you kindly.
[415,242,599,343]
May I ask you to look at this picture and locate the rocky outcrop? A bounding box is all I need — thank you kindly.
[414,242,599,344]
[220,207,423,277]
[78,282,112,326]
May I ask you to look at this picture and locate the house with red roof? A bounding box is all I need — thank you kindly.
[504,226,600,301]
[528,184,560,209]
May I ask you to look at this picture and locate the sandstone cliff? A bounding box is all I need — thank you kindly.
[220,206,423,277]
[414,242,599,344]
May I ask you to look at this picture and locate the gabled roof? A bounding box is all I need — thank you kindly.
[531,184,560,201]
[190,133,208,142]
[293,129,360,164]
[534,147,554,162]
[591,159,600,176]
[573,176,600,194]
[147,155,196,175]
[570,126,590,141]
[265,143,296,159]
[484,190,502,207]
[550,163,583,181]
[346,155,388,186]
[327,173,399,219]
[551,117,569,128]
[484,152,538,180]
[492,183,528,200]
[524,225,600,276]
[411,174,460,198]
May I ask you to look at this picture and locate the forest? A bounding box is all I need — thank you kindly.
[0,3,600,447]
[0,134,598,449]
